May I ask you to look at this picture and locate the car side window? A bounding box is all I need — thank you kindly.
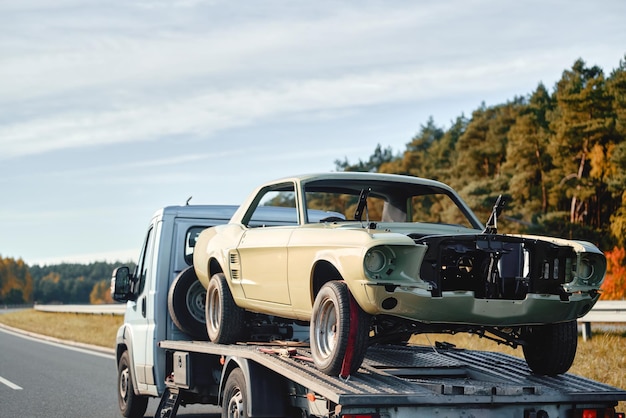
[246,184,298,227]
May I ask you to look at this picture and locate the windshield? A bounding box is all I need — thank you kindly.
[303,178,481,229]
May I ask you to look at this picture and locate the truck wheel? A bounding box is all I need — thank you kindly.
[310,281,370,376]
[222,368,248,418]
[206,273,246,343]
[118,351,148,418]
[522,320,578,376]
[168,267,208,340]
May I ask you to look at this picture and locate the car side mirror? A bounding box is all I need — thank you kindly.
[111,266,137,302]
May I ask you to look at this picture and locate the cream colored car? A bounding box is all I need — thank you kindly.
[193,172,606,376]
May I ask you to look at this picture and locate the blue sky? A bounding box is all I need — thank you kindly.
[1,0,625,265]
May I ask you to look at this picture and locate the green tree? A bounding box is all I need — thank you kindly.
[501,83,555,220]
[606,56,626,246]
[30,261,132,304]
[335,144,398,173]
[378,117,444,178]
[548,59,614,230]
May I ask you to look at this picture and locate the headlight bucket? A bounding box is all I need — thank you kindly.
[364,246,396,280]
[570,253,606,288]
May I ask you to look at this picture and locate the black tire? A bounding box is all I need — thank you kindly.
[522,320,578,376]
[117,351,149,418]
[310,281,370,376]
[222,368,248,418]
[206,273,246,343]
[168,267,208,340]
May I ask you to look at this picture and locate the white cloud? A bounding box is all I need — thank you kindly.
[0,55,555,160]
[2,0,624,161]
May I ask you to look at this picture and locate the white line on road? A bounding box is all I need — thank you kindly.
[0,326,114,360]
[0,375,23,390]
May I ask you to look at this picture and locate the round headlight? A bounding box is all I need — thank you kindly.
[365,249,387,273]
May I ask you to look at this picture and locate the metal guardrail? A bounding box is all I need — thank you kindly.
[34,303,126,315]
[578,300,626,341]
[31,300,626,340]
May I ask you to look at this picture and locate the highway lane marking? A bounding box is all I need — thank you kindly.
[0,375,23,390]
[0,326,114,360]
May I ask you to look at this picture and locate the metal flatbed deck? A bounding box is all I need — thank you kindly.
[159,340,626,408]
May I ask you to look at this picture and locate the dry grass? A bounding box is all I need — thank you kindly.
[0,309,123,348]
[1,310,624,411]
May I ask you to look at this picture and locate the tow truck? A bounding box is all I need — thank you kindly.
[111,204,626,417]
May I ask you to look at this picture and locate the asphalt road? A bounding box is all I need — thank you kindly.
[0,326,218,417]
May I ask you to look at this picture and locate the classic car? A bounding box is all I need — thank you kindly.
[193,172,606,376]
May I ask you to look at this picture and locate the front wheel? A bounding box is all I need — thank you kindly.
[310,281,370,376]
[522,320,578,376]
[206,273,246,343]
[117,350,148,418]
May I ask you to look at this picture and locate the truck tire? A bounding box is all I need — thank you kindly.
[118,350,149,418]
[522,320,578,376]
[168,267,209,340]
[222,368,248,418]
[310,281,370,376]
[206,273,246,343]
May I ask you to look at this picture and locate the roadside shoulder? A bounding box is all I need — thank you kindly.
[0,322,115,356]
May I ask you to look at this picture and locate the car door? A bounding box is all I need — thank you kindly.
[236,227,292,304]
[235,187,297,306]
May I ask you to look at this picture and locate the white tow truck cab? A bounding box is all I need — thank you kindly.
[112,204,626,418]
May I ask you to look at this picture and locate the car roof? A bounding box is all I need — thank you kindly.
[266,172,456,192]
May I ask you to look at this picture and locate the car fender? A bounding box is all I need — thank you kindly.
[194,224,245,288]
[305,231,420,315]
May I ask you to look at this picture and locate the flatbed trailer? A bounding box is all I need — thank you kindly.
[156,339,626,418]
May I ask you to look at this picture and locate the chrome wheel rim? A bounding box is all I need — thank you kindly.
[313,297,337,360]
[207,284,221,337]
[226,389,244,418]
[119,367,130,405]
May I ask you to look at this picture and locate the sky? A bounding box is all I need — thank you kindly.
[1,0,625,266]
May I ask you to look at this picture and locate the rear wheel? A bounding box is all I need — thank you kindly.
[522,320,578,376]
[310,281,370,376]
[117,350,148,418]
[206,273,246,343]
[222,368,247,418]
[168,267,208,340]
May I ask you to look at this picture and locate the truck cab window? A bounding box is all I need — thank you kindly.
[134,226,155,296]
[185,226,209,265]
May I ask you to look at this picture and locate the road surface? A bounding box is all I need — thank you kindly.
[0,326,218,417]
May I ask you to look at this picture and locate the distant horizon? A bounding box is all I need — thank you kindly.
[18,250,137,267]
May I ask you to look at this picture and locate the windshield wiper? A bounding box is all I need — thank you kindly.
[354,188,371,222]
[483,194,505,234]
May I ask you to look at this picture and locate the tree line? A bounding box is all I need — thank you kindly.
[2,56,625,303]
[336,57,626,299]
[0,257,133,305]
